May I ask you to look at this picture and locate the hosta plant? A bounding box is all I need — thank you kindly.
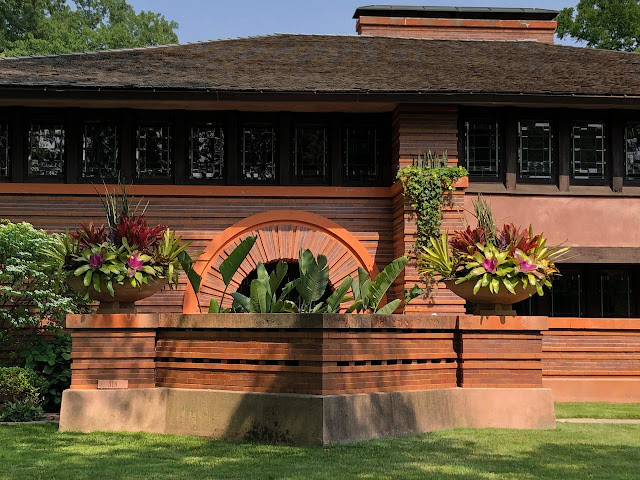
[418,197,568,298]
[43,185,197,299]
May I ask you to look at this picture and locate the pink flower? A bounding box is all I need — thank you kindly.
[89,253,105,270]
[127,254,144,277]
[517,255,537,273]
[482,257,498,274]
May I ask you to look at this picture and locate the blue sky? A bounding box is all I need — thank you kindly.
[127,0,579,43]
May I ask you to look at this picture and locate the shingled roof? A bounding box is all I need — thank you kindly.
[0,34,639,98]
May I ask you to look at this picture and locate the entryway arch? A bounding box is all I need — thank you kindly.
[182,210,377,313]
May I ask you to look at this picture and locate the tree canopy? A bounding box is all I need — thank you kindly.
[556,0,640,52]
[0,0,179,57]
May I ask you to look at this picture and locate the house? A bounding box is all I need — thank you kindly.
[0,5,638,317]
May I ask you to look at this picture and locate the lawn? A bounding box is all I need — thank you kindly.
[555,402,640,419]
[1,423,640,480]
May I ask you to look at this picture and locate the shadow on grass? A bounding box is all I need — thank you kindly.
[2,423,640,480]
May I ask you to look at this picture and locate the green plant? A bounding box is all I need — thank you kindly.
[0,366,46,422]
[0,400,44,422]
[208,236,257,313]
[230,261,298,314]
[0,220,89,329]
[418,198,569,299]
[396,151,467,250]
[21,332,71,411]
[348,256,416,314]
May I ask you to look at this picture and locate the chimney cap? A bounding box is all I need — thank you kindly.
[353,5,559,21]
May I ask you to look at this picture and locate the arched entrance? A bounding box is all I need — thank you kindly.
[182,210,377,313]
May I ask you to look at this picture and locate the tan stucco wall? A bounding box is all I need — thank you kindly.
[464,194,640,247]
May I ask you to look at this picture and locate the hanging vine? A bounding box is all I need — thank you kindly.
[396,151,467,252]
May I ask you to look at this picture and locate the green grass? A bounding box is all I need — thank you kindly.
[555,402,640,419]
[2,423,640,480]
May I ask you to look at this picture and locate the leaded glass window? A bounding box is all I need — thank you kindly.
[242,125,276,182]
[28,123,64,178]
[465,120,499,177]
[82,122,119,179]
[343,126,379,182]
[625,124,640,181]
[136,123,173,179]
[518,121,553,179]
[572,122,606,180]
[293,126,328,183]
[190,123,224,180]
[0,123,8,178]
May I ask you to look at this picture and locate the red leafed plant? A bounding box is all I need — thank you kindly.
[113,214,166,253]
[449,226,485,255]
[498,223,540,256]
[70,222,109,249]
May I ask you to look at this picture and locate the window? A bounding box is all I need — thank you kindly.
[464,120,500,178]
[28,123,65,178]
[293,126,328,183]
[572,122,606,180]
[551,269,581,317]
[82,122,119,179]
[343,125,379,183]
[518,121,553,180]
[190,123,224,180]
[0,123,8,178]
[136,123,173,179]
[241,125,276,182]
[600,270,631,318]
[625,123,640,181]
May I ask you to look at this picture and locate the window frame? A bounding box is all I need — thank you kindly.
[186,111,227,185]
[570,120,610,186]
[460,113,505,183]
[25,114,66,183]
[238,113,279,186]
[290,113,331,186]
[134,112,175,184]
[79,111,122,183]
[0,119,9,182]
[623,121,640,187]
[341,114,388,187]
[516,118,558,185]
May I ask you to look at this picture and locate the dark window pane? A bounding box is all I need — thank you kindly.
[0,123,8,177]
[293,126,328,182]
[572,122,606,180]
[465,120,499,177]
[190,123,224,180]
[343,126,379,182]
[551,270,581,317]
[600,270,631,318]
[625,124,640,180]
[28,123,64,178]
[518,121,552,179]
[242,126,276,182]
[136,123,173,179]
[82,122,119,179]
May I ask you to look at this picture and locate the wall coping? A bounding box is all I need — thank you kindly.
[65,313,546,331]
[547,317,640,330]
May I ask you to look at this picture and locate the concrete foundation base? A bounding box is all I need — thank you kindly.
[544,378,640,403]
[59,387,556,445]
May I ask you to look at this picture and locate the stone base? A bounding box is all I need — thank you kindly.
[544,378,640,403]
[59,387,556,445]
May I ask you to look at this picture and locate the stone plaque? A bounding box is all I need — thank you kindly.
[97,380,129,389]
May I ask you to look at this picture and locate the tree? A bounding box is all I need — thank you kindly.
[0,0,178,57]
[556,0,640,52]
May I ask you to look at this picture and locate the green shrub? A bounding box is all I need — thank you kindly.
[0,367,46,422]
[0,400,44,422]
[21,332,71,411]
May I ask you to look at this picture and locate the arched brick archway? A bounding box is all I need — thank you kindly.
[182,210,377,313]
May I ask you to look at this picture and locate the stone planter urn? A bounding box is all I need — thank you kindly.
[67,276,168,313]
[444,279,536,315]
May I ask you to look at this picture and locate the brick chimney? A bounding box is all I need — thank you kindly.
[354,6,558,44]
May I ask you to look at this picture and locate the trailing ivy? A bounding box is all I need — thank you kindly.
[396,151,467,251]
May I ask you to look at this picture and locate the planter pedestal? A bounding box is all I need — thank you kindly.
[96,301,136,314]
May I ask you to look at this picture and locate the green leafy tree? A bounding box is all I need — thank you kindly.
[556,0,640,52]
[0,0,178,57]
